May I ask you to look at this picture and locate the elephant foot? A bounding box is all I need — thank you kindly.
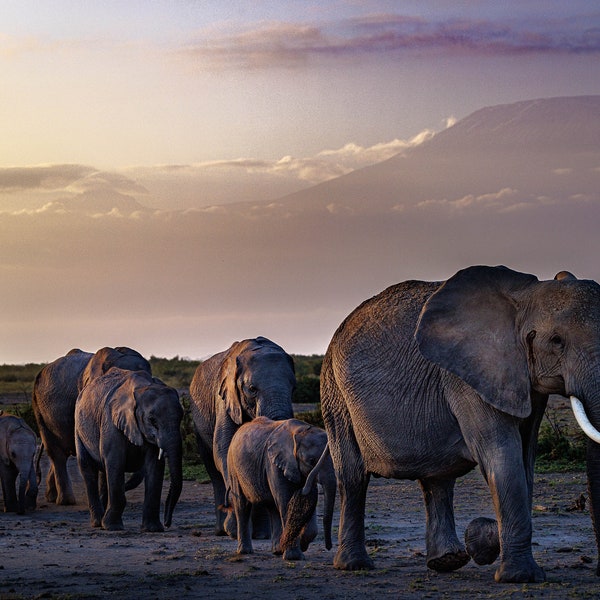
[57,492,77,506]
[141,521,165,533]
[236,544,253,555]
[427,550,470,573]
[465,517,500,565]
[102,518,124,531]
[252,529,271,540]
[283,547,305,561]
[333,546,375,571]
[495,557,546,583]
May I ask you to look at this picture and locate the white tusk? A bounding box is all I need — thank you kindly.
[570,396,600,444]
[158,448,164,460]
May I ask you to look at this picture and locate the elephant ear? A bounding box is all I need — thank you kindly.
[266,421,303,485]
[110,377,144,446]
[415,265,538,419]
[78,347,119,391]
[218,342,244,425]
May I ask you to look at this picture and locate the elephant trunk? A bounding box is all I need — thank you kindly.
[163,437,183,528]
[570,395,600,576]
[586,439,600,576]
[257,391,294,421]
[280,485,319,553]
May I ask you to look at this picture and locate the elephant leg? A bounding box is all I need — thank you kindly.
[141,452,165,532]
[77,449,103,527]
[198,439,229,536]
[45,447,76,505]
[419,477,470,572]
[234,492,253,555]
[325,399,373,570]
[477,437,546,583]
[251,505,271,539]
[270,509,284,555]
[45,463,58,503]
[101,456,126,531]
[0,467,18,512]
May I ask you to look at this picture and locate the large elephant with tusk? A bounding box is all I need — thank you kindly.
[321,265,600,583]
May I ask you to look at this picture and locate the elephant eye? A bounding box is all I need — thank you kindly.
[246,384,258,396]
[149,415,158,427]
[550,334,564,347]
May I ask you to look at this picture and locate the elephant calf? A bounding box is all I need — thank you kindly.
[0,413,38,514]
[75,368,183,532]
[225,417,336,560]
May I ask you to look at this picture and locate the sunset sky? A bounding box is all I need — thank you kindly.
[1,1,600,364]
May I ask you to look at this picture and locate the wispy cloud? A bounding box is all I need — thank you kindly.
[180,14,600,70]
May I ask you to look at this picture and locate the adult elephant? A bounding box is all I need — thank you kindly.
[32,347,151,505]
[321,265,600,583]
[0,413,38,514]
[189,336,296,535]
[75,368,183,531]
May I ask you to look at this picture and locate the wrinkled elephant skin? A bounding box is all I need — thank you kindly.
[321,265,600,583]
[189,336,296,536]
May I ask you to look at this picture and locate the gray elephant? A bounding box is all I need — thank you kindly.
[32,346,151,505]
[189,336,296,535]
[75,367,183,531]
[321,265,600,583]
[0,413,38,514]
[225,416,336,560]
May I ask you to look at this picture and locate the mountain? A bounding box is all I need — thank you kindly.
[2,95,600,362]
[276,95,600,214]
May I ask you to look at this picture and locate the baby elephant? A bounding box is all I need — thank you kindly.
[226,416,336,560]
[0,413,38,514]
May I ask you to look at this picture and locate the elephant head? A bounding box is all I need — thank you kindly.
[415,265,600,573]
[109,370,184,527]
[218,337,296,425]
[267,419,336,552]
[79,346,152,392]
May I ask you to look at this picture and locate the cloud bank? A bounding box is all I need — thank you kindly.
[180,14,600,70]
[1,96,599,364]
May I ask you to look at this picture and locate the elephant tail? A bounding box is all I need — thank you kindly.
[219,487,234,513]
[280,485,318,553]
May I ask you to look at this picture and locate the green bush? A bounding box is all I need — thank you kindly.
[536,409,586,472]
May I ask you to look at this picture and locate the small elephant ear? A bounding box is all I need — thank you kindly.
[218,342,244,425]
[415,265,538,419]
[110,377,144,446]
[266,422,303,485]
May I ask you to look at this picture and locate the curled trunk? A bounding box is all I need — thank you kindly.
[280,485,318,552]
[163,439,183,528]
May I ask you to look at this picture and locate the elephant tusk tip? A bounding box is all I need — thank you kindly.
[158,448,164,460]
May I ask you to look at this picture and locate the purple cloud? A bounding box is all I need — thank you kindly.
[181,14,600,70]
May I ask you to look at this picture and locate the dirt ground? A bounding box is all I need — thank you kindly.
[0,455,599,600]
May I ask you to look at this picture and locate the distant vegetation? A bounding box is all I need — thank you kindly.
[0,356,585,475]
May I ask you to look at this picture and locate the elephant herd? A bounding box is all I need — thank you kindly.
[2,265,600,585]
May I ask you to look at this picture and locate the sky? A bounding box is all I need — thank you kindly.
[1,1,600,364]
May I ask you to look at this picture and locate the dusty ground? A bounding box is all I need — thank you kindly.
[0,455,598,600]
